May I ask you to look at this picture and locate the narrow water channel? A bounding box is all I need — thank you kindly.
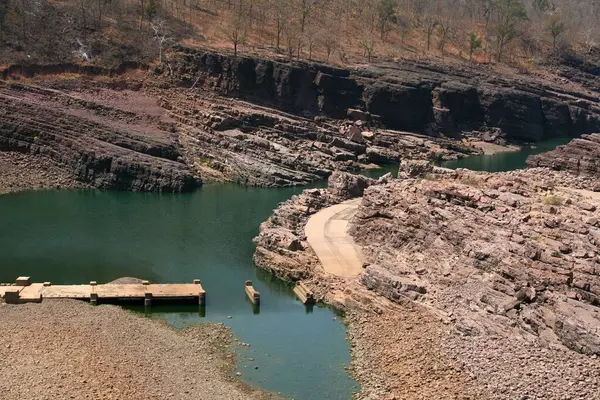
[438,138,572,171]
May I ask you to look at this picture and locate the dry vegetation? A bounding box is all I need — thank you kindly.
[0,0,599,69]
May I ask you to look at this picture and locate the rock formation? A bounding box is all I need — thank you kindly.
[253,168,600,399]
[3,48,600,192]
[0,73,473,191]
[169,47,600,142]
[527,133,600,179]
[352,167,600,356]
[156,88,470,186]
[0,81,200,192]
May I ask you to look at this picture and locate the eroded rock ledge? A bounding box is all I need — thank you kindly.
[253,166,600,399]
[354,166,600,356]
[0,81,200,193]
[528,133,600,182]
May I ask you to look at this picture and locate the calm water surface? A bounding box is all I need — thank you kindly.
[438,138,572,171]
[0,167,396,399]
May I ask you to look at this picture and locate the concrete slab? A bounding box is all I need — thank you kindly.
[0,281,206,304]
[305,198,365,278]
[16,283,44,302]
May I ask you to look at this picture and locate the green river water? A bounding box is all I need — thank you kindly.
[0,140,566,399]
[438,138,572,171]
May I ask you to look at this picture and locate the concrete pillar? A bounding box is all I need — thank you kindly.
[196,279,205,305]
[144,292,152,307]
[245,281,260,305]
[90,292,98,306]
[4,288,20,304]
[15,277,31,287]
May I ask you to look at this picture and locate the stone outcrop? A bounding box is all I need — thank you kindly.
[168,47,600,142]
[253,167,600,400]
[351,168,600,356]
[0,75,468,191]
[527,133,600,178]
[327,171,376,201]
[157,88,470,187]
[0,82,200,192]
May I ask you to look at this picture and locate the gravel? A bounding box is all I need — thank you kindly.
[0,299,274,400]
[0,151,84,195]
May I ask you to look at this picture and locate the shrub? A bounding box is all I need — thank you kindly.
[542,195,563,206]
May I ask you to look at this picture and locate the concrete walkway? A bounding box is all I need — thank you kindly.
[305,198,364,278]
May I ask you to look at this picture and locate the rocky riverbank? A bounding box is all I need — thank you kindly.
[528,133,600,182]
[253,166,600,399]
[0,81,200,193]
[0,298,275,400]
[3,47,600,193]
[0,151,86,195]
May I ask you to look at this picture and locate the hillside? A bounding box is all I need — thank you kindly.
[1,0,599,73]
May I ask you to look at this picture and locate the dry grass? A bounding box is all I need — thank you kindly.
[542,195,564,206]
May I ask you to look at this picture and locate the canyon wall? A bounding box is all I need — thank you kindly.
[0,82,200,192]
[170,47,600,142]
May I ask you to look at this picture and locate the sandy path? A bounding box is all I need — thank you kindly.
[305,198,364,278]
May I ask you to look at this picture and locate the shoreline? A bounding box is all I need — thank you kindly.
[252,168,600,399]
[252,172,483,398]
[0,151,86,196]
[0,297,276,400]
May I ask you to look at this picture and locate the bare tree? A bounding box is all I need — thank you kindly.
[493,0,527,62]
[283,18,301,60]
[424,15,438,52]
[150,19,171,63]
[271,0,289,50]
[304,21,318,60]
[300,0,318,33]
[359,1,377,62]
[437,16,453,55]
[421,0,440,52]
[225,7,247,57]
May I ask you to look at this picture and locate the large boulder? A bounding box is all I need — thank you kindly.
[327,171,377,200]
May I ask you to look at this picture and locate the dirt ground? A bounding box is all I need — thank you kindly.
[0,299,274,400]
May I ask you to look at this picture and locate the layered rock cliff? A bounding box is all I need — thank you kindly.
[169,47,600,142]
[0,81,200,192]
